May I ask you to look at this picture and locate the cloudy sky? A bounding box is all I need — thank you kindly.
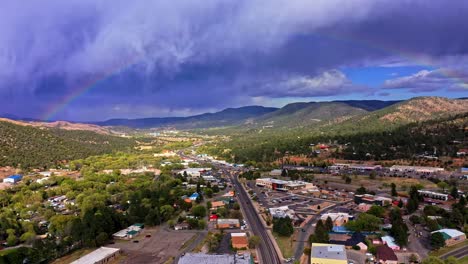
[0,0,467,121]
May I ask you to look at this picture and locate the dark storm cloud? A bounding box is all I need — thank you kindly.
[0,0,467,120]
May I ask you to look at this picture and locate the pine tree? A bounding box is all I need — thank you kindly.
[325,217,334,232]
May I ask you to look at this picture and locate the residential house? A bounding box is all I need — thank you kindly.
[376,245,398,264]
[381,236,400,251]
[231,233,249,249]
[211,201,225,210]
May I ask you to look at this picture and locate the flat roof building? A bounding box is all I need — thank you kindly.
[216,219,240,229]
[389,165,444,173]
[310,243,347,264]
[432,229,466,246]
[178,253,251,264]
[71,247,121,264]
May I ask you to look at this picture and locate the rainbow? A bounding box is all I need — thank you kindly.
[41,56,140,121]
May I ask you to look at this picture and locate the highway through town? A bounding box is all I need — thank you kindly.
[232,172,282,264]
[179,150,282,264]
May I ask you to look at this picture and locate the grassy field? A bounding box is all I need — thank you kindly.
[273,232,294,259]
[51,248,96,264]
[429,240,468,257]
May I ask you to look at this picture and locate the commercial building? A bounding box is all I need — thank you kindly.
[255,178,315,191]
[320,213,351,227]
[329,163,382,171]
[354,194,392,206]
[178,253,251,264]
[180,168,212,178]
[174,222,190,230]
[269,206,296,219]
[216,219,240,229]
[376,245,398,264]
[310,243,348,264]
[418,190,449,201]
[389,165,444,173]
[112,224,144,240]
[71,247,121,264]
[231,233,249,249]
[431,229,466,246]
[3,174,23,184]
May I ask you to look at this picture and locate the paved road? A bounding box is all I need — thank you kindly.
[403,215,430,259]
[232,173,282,264]
[441,244,468,260]
[293,203,340,260]
[173,231,207,263]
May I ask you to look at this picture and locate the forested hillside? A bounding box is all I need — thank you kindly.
[203,98,468,163]
[0,121,135,169]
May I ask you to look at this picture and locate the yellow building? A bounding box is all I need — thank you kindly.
[310,243,348,264]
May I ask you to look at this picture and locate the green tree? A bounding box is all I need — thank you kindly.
[430,232,446,250]
[391,183,397,197]
[310,220,329,243]
[192,205,207,218]
[325,217,333,232]
[249,235,261,248]
[367,205,385,218]
[437,182,449,192]
[450,186,459,199]
[273,217,294,237]
[345,213,381,232]
[422,257,445,264]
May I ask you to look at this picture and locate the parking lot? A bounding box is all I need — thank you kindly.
[247,181,339,221]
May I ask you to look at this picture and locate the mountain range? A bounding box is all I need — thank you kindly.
[94,100,402,129]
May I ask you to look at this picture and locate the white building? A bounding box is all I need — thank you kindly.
[389,165,444,173]
[71,247,121,264]
[180,168,212,178]
[269,206,296,219]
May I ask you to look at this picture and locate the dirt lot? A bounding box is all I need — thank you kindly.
[108,227,194,264]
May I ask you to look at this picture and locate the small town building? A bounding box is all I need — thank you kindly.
[174,222,190,231]
[389,165,444,173]
[256,178,315,191]
[357,242,367,251]
[431,229,466,246]
[71,247,121,264]
[269,206,296,219]
[381,236,400,251]
[376,245,398,264]
[189,193,200,201]
[418,190,449,201]
[3,174,23,184]
[178,253,251,264]
[310,243,348,264]
[210,201,225,210]
[216,219,240,229]
[357,203,372,212]
[112,224,144,240]
[231,233,249,249]
[209,214,219,222]
[320,213,351,226]
[354,194,392,206]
